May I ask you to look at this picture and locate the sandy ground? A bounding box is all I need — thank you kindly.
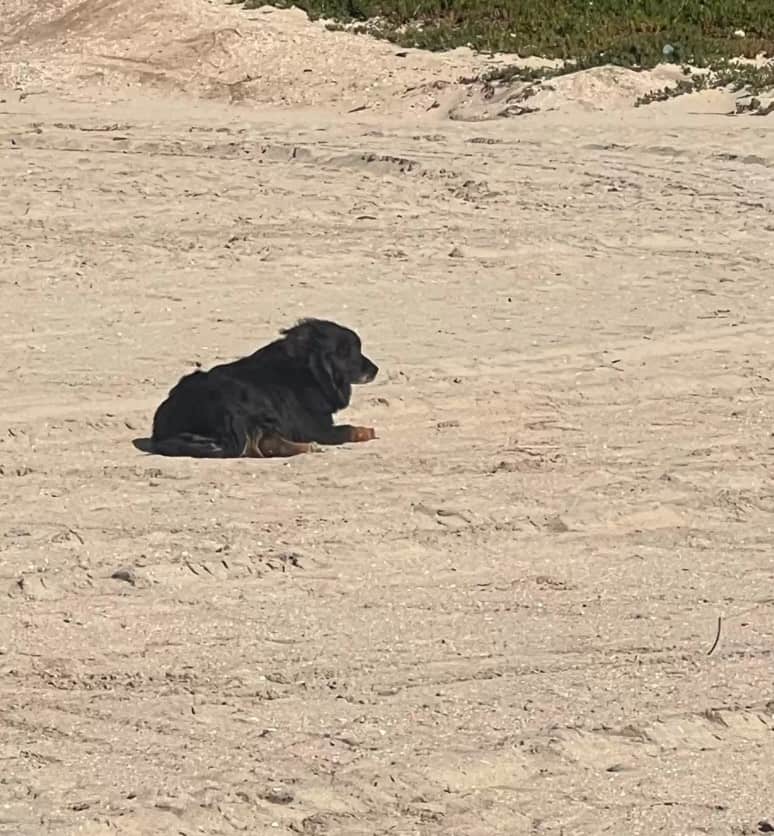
[2,2,774,835]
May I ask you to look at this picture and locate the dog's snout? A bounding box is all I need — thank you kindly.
[357,356,378,384]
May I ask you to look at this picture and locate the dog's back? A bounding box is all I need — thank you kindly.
[151,339,304,457]
[151,369,241,457]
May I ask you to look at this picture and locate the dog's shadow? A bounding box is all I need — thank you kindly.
[132,437,154,454]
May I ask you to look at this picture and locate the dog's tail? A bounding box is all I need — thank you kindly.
[151,433,235,458]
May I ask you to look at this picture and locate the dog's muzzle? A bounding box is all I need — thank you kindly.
[356,358,378,384]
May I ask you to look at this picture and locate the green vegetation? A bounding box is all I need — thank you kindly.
[633,60,774,106]
[469,53,774,102]
[242,0,773,70]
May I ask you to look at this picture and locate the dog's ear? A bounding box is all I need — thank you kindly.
[279,319,314,359]
[309,347,351,413]
[281,319,351,411]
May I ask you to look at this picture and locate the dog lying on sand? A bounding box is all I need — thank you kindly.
[150,318,378,458]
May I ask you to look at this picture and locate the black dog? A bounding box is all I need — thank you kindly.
[150,319,378,458]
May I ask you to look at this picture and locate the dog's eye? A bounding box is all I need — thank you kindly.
[337,340,353,357]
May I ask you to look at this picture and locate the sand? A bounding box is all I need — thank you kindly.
[1,2,774,834]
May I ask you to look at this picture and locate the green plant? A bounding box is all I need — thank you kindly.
[633,60,774,106]
[241,0,774,69]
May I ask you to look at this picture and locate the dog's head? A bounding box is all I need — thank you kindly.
[280,319,378,412]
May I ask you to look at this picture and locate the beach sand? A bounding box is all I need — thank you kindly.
[1,2,773,833]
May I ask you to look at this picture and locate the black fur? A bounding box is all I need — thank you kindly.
[150,319,378,458]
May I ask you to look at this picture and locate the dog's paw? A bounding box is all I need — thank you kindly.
[308,442,325,453]
[351,426,377,442]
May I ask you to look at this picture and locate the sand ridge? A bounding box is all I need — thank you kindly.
[0,0,493,110]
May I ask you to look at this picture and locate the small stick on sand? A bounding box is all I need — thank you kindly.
[706,616,722,656]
